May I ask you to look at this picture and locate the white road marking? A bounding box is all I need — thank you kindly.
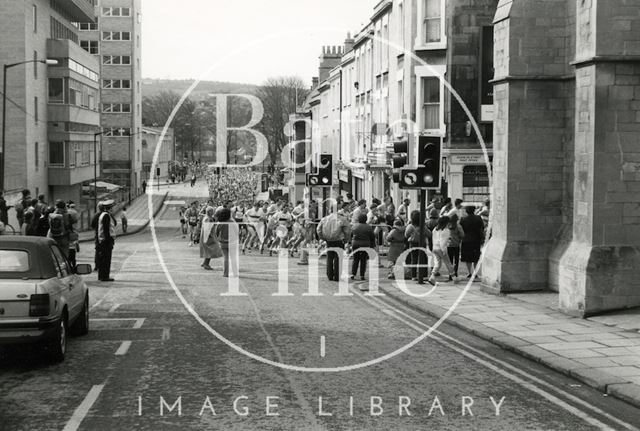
[132,318,145,329]
[90,318,146,329]
[89,292,109,312]
[353,290,637,431]
[162,327,171,341]
[320,336,326,358]
[108,304,120,313]
[62,385,104,431]
[115,341,132,356]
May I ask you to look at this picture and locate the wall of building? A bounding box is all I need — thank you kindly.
[88,0,142,196]
[141,127,174,181]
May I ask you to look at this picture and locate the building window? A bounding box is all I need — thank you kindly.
[33,51,38,79]
[421,77,440,130]
[102,103,131,113]
[80,40,99,54]
[398,79,404,117]
[423,0,443,44]
[68,59,99,81]
[50,16,78,44]
[48,78,64,103]
[103,79,131,89]
[49,142,65,166]
[34,97,38,123]
[103,55,131,65]
[102,31,131,41]
[35,142,39,171]
[398,3,405,47]
[103,7,131,17]
[33,5,37,33]
[76,22,98,31]
[103,128,131,137]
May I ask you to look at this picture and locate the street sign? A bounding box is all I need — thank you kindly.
[399,168,440,190]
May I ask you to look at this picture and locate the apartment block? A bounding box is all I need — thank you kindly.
[0,0,99,208]
[76,0,142,198]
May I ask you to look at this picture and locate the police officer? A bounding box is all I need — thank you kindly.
[96,199,117,282]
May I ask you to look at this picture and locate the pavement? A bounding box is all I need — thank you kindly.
[375,276,640,409]
[78,191,168,243]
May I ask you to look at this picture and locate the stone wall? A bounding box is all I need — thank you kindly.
[490,0,640,316]
[483,0,573,293]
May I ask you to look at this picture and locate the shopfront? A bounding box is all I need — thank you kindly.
[446,152,492,205]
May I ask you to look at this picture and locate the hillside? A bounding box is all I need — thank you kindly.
[141,78,258,100]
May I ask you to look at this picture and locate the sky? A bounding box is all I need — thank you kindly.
[141,0,378,86]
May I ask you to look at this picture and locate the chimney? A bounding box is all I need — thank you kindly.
[318,45,343,82]
[344,32,355,53]
[312,77,319,89]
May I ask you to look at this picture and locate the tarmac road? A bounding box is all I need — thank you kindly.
[1,184,639,430]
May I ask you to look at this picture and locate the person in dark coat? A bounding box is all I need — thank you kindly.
[350,213,376,284]
[91,202,103,271]
[96,200,117,282]
[459,205,485,280]
[0,191,8,226]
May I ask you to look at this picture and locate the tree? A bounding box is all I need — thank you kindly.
[255,77,310,166]
[142,91,199,160]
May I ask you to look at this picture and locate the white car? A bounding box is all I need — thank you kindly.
[0,236,91,362]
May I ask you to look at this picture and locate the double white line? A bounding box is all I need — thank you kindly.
[351,287,638,431]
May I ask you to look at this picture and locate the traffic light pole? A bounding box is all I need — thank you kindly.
[418,189,427,285]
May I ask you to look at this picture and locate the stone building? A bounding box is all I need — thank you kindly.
[0,0,99,206]
[301,0,498,207]
[483,0,640,316]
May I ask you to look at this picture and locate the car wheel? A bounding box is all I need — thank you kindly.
[71,294,89,336]
[47,315,67,363]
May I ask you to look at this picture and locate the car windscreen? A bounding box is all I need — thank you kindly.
[0,250,30,273]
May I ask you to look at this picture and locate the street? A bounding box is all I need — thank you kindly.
[1,183,639,431]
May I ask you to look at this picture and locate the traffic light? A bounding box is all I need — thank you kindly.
[261,173,269,192]
[392,140,409,169]
[399,136,442,189]
[417,135,442,188]
[306,154,332,187]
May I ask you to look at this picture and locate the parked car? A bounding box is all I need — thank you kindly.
[0,236,91,362]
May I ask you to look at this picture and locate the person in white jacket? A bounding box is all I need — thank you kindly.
[429,216,457,285]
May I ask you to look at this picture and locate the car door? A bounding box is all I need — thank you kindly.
[50,245,82,320]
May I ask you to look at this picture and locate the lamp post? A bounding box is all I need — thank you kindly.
[93,131,105,212]
[1,58,58,192]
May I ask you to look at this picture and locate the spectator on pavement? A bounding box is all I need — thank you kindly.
[460,205,485,281]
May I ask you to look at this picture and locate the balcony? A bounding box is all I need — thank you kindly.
[48,164,97,186]
[48,104,100,126]
[51,0,96,23]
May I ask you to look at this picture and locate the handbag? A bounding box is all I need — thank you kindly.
[210,240,223,259]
